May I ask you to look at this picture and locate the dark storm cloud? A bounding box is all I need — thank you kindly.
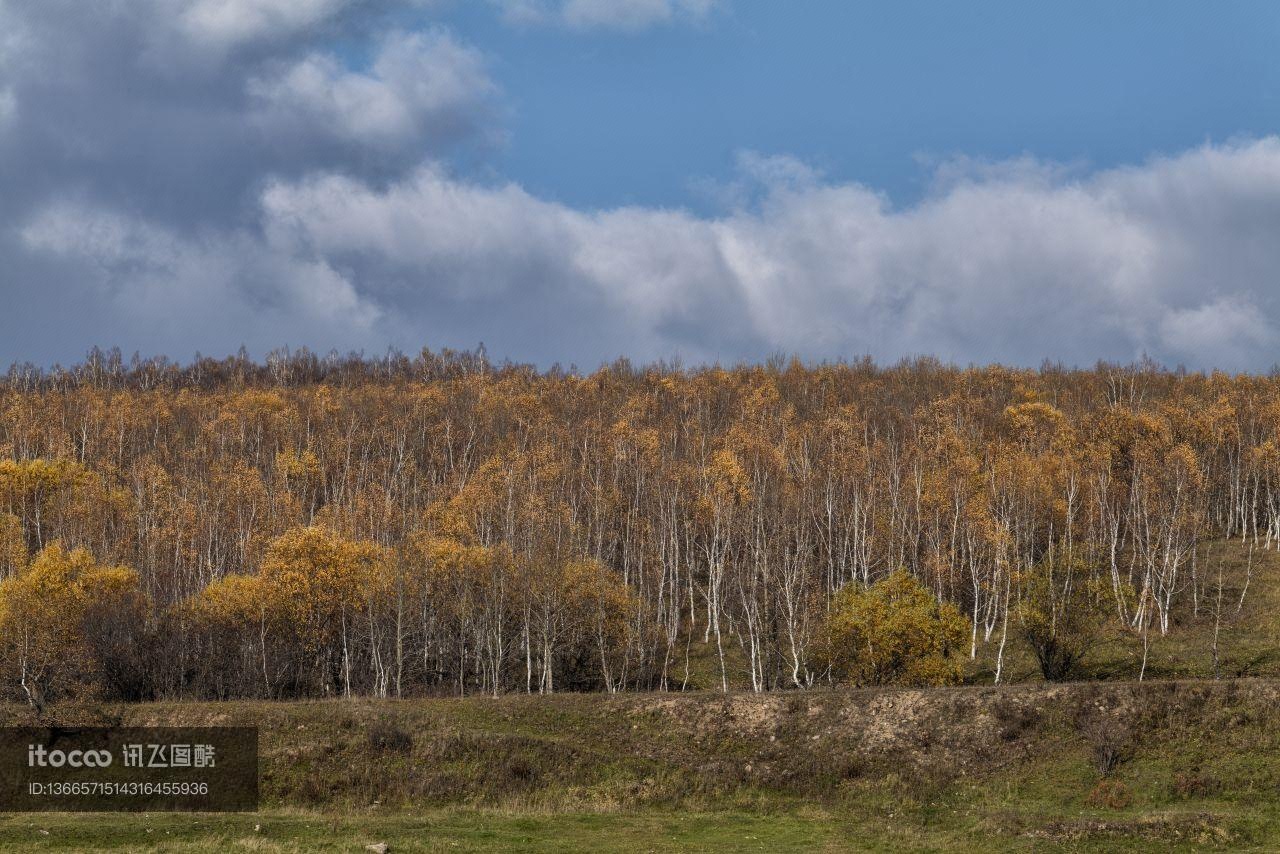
[0,1,490,225]
[0,0,497,363]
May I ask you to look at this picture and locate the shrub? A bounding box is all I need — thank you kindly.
[1080,716,1132,776]
[505,756,537,782]
[367,721,413,754]
[992,698,1040,742]
[1017,555,1111,682]
[1170,768,1220,799]
[817,570,969,687]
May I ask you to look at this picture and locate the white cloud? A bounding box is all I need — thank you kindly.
[249,29,495,151]
[493,0,723,31]
[18,139,1280,370]
[21,202,382,347]
[252,138,1280,369]
[173,0,352,52]
[261,166,739,338]
[124,1,442,67]
[262,166,572,297]
[1158,297,1277,367]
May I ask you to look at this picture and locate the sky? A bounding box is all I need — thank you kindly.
[2,0,1280,371]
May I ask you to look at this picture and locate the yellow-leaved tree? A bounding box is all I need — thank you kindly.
[817,570,969,687]
[415,531,516,696]
[258,526,387,695]
[187,526,388,697]
[558,558,635,693]
[186,572,278,698]
[0,544,141,709]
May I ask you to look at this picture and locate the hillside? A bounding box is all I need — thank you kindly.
[7,357,1280,703]
[665,537,1280,690]
[0,538,1278,850]
[6,362,1280,850]
[2,677,1279,851]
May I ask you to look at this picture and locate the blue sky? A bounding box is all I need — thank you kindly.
[2,0,1280,370]
[445,1,1280,210]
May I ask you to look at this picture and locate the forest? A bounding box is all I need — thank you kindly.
[0,346,1275,706]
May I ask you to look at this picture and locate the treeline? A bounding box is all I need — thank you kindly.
[0,349,1276,703]
[2,345,509,392]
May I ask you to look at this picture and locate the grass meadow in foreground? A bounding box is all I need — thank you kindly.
[0,793,1272,853]
[4,676,1280,851]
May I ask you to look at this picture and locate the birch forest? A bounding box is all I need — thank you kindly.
[0,348,1274,704]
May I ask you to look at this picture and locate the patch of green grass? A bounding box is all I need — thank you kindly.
[0,804,1263,853]
[4,724,1279,854]
[5,684,1280,852]
[0,809,859,853]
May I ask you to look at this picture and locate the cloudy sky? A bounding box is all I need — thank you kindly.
[3,0,1280,370]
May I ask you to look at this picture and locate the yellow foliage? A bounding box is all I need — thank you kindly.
[1005,401,1065,435]
[189,573,273,626]
[276,447,322,482]
[0,457,90,497]
[0,544,141,702]
[417,533,512,619]
[258,526,387,650]
[0,543,137,623]
[560,558,634,640]
[818,570,969,687]
[706,448,751,506]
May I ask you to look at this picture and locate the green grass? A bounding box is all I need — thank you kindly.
[3,539,1280,851]
[0,793,1271,852]
[0,810,854,853]
[7,679,1280,851]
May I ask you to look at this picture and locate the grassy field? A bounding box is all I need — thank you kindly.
[2,539,1279,852]
[0,810,852,852]
[6,678,1280,851]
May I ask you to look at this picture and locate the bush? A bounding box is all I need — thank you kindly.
[1017,555,1111,682]
[1170,768,1220,799]
[505,756,537,783]
[992,698,1040,742]
[367,721,414,754]
[1080,715,1132,776]
[817,570,969,687]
